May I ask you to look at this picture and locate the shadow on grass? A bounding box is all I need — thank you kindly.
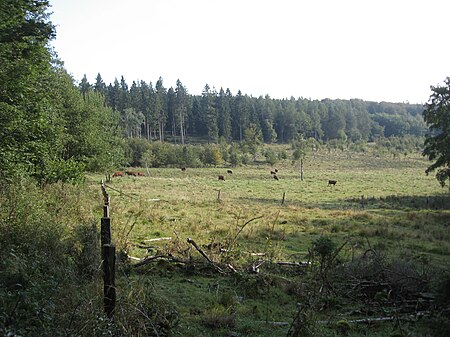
[238,193,450,212]
[345,194,450,211]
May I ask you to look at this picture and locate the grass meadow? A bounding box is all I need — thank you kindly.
[89,148,450,336]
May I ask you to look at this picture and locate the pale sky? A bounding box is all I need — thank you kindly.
[49,0,450,104]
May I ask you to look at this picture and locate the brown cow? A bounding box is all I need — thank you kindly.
[328,180,337,186]
[125,170,137,176]
[218,175,225,181]
[112,171,124,178]
[137,172,145,176]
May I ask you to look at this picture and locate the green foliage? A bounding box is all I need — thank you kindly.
[0,179,99,336]
[0,0,63,182]
[423,77,450,187]
[243,123,263,161]
[0,2,124,182]
[228,143,242,167]
[312,236,336,259]
[264,148,278,166]
[125,137,152,167]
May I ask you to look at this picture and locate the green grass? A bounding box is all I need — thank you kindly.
[88,149,449,336]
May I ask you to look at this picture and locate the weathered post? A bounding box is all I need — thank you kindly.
[102,244,116,318]
[101,216,111,246]
[300,158,304,181]
[100,182,115,318]
[281,192,286,205]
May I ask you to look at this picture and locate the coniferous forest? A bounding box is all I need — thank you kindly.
[90,73,426,145]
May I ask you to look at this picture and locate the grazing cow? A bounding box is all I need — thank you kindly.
[125,170,137,176]
[112,171,124,178]
[137,172,145,176]
[181,167,186,171]
[274,169,278,173]
[328,180,337,186]
[227,170,233,174]
[273,175,279,181]
[218,175,225,181]
[270,171,276,175]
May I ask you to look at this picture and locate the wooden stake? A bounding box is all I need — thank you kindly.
[103,204,109,218]
[281,192,286,205]
[102,244,116,318]
[300,159,304,181]
[101,217,111,246]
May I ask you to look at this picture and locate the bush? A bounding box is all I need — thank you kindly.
[0,179,100,336]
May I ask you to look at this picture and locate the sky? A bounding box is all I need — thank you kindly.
[49,0,450,104]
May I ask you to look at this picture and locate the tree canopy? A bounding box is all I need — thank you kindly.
[423,77,450,187]
[98,75,426,146]
[0,0,123,183]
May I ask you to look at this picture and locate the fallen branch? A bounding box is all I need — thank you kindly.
[232,216,264,244]
[135,244,156,249]
[249,260,265,273]
[187,238,223,273]
[143,237,172,243]
[318,311,430,325]
[275,261,310,267]
[132,254,188,268]
[226,264,238,273]
[244,252,266,256]
[257,321,290,326]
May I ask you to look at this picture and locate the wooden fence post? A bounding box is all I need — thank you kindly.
[102,244,116,318]
[281,192,286,205]
[100,183,115,318]
[101,216,111,246]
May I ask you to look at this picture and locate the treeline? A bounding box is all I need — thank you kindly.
[82,74,427,145]
[125,135,424,170]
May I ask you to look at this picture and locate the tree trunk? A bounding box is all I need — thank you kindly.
[180,111,185,145]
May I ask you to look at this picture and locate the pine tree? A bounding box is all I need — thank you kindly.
[232,90,250,141]
[94,73,107,96]
[175,79,189,144]
[155,77,167,141]
[202,84,218,143]
[423,77,450,187]
[79,74,91,102]
[216,88,232,141]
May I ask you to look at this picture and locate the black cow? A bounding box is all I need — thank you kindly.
[328,180,337,186]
